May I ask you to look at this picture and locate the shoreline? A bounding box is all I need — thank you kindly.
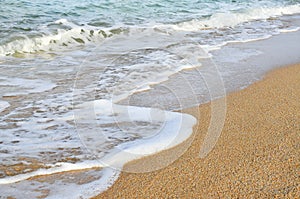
[1,4,300,198]
[94,64,300,198]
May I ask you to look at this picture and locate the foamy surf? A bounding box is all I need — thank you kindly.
[0,100,196,198]
[167,4,300,31]
[0,101,10,113]
[0,30,202,198]
[1,3,300,57]
[0,76,57,97]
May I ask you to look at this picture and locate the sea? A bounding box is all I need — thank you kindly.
[0,0,300,198]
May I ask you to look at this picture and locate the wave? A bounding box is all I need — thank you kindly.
[165,4,300,31]
[1,4,300,57]
[0,19,128,56]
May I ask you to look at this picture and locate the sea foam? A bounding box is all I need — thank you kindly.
[0,100,196,198]
[1,4,300,57]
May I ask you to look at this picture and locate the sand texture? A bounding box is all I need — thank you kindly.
[94,64,300,198]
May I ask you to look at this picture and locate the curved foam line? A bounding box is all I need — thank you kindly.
[0,161,104,185]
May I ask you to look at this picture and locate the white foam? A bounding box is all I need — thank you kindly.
[279,26,300,33]
[73,100,196,195]
[0,161,105,185]
[0,99,196,198]
[166,5,300,31]
[72,31,206,103]
[0,19,110,56]
[1,4,300,57]
[44,168,120,199]
[0,30,200,197]
[0,100,10,112]
[76,99,197,160]
[0,76,57,96]
[0,167,120,199]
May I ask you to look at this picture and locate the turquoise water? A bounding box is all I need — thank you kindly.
[0,0,300,198]
[1,0,300,54]
[1,0,299,27]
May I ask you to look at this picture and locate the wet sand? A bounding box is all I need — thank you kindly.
[94,64,300,198]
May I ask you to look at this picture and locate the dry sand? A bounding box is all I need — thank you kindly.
[94,64,300,198]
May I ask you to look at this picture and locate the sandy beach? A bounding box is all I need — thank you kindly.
[94,64,300,198]
[1,1,300,198]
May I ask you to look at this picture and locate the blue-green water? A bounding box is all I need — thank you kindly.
[1,0,300,54]
[0,1,300,198]
[1,0,300,27]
